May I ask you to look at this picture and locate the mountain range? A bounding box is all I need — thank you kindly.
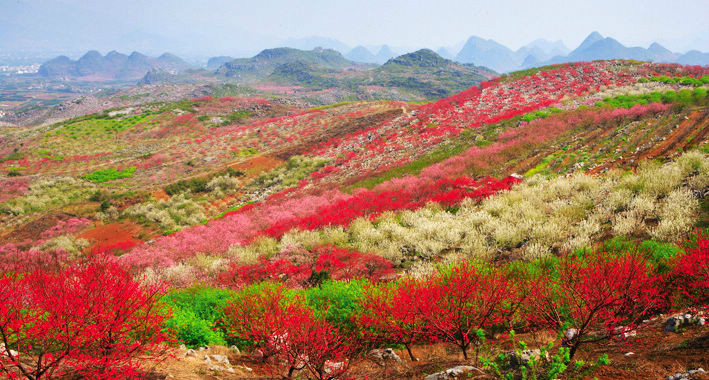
[453,32,708,72]
[38,50,193,80]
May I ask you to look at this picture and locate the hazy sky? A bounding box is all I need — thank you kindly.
[3,0,708,56]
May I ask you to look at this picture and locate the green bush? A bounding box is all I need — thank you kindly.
[638,240,683,273]
[693,87,707,101]
[305,280,366,332]
[597,89,705,109]
[254,155,331,190]
[82,167,136,183]
[221,110,253,126]
[162,286,236,348]
[164,167,244,195]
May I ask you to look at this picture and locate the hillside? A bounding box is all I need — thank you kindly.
[218,47,497,100]
[215,47,359,81]
[37,50,193,80]
[369,49,497,97]
[2,60,709,380]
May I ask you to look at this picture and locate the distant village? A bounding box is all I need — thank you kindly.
[0,64,40,75]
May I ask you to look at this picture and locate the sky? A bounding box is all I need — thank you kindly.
[2,0,708,57]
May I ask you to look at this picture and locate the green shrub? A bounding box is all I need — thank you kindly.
[82,167,136,183]
[305,280,366,332]
[164,167,244,195]
[254,155,331,190]
[693,87,707,101]
[221,110,253,126]
[162,286,236,348]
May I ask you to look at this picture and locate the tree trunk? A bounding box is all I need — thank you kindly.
[405,344,418,362]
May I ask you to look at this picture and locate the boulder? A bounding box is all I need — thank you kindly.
[665,313,701,332]
[509,349,548,368]
[369,348,402,362]
[564,328,578,341]
[424,365,477,380]
[206,354,230,365]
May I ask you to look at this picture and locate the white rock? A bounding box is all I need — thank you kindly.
[208,365,226,372]
[624,352,634,356]
[564,328,578,341]
[185,349,197,357]
[424,366,477,380]
[208,354,230,365]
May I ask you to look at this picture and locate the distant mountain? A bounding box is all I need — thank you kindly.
[381,49,452,68]
[216,47,358,81]
[536,32,700,67]
[346,46,378,64]
[565,35,651,62]
[255,48,496,99]
[522,39,569,57]
[455,36,519,73]
[436,47,456,60]
[677,50,709,65]
[647,42,679,62]
[375,45,397,64]
[282,36,350,53]
[514,39,570,64]
[453,31,709,73]
[371,49,497,98]
[206,56,235,70]
[38,50,192,80]
[137,67,178,85]
[570,31,604,55]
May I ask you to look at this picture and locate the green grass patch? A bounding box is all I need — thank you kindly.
[220,110,253,126]
[82,167,136,183]
[524,154,556,177]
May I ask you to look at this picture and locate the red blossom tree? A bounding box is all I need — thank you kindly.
[672,232,709,305]
[524,251,662,360]
[220,287,358,379]
[354,280,431,361]
[419,263,520,360]
[0,259,170,380]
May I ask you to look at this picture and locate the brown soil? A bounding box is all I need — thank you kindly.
[153,189,170,201]
[639,110,709,161]
[230,155,284,178]
[144,312,709,380]
[77,221,147,250]
[0,212,82,247]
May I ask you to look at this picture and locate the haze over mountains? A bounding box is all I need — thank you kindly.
[32,30,709,84]
[38,51,193,81]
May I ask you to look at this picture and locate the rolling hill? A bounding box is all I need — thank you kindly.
[215,47,360,81]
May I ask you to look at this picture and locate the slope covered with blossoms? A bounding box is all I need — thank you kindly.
[2,60,709,379]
